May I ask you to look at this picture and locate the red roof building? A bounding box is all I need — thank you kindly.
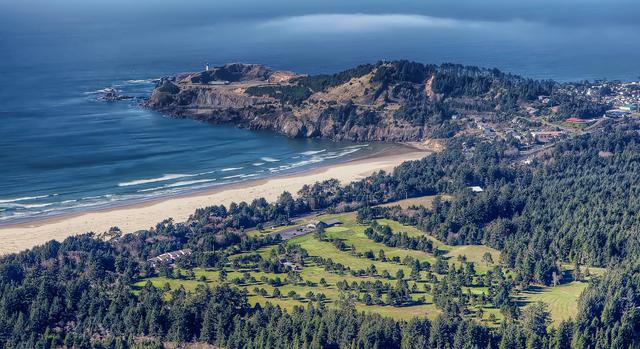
[566,117,589,123]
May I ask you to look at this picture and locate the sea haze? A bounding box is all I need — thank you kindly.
[0,0,639,223]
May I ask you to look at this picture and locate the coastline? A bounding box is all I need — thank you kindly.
[0,145,431,256]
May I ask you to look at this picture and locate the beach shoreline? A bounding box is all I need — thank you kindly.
[0,144,431,256]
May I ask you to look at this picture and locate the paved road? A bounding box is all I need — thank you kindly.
[246,213,319,240]
[267,225,314,241]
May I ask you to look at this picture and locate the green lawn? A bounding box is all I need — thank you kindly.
[134,214,463,321]
[321,216,437,264]
[134,267,442,320]
[290,233,410,275]
[515,281,588,323]
[445,245,501,274]
[377,195,453,210]
[134,212,589,324]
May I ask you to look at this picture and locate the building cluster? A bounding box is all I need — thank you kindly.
[575,81,640,117]
[147,249,193,267]
[587,81,640,108]
[457,80,640,156]
[469,117,565,148]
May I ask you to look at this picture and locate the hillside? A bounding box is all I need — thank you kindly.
[145,61,559,141]
[2,126,640,347]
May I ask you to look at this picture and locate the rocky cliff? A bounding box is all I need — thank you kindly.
[145,61,557,141]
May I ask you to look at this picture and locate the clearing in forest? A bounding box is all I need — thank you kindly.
[135,209,591,324]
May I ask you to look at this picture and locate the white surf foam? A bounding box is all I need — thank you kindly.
[300,149,326,156]
[137,186,167,193]
[222,173,258,180]
[343,144,370,149]
[220,167,244,172]
[267,145,365,173]
[10,202,55,209]
[126,79,157,84]
[84,88,118,95]
[118,173,194,187]
[166,179,216,188]
[137,178,217,193]
[0,194,50,204]
[260,157,280,162]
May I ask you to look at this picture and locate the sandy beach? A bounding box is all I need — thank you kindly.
[0,147,430,256]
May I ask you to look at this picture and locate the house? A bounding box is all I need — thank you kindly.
[468,186,484,193]
[147,248,192,267]
[279,259,302,271]
[306,219,343,229]
[208,80,230,85]
[306,220,321,229]
[323,219,343,227]
[537,95,550,101]
[606,109,630,118]
[531,131,563,143]
[566,117,593,124]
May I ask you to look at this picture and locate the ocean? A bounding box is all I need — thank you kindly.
[0,0,639,223]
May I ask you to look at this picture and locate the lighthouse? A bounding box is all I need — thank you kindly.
[205,63,209,72]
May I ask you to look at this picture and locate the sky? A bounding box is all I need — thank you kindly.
[1,0,639,32]
[0,0,638,81]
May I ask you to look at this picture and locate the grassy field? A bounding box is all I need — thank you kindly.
[135,202,592,325]
[515,281,588,323]
[135,211,504,321]
[136,264,442,320]
[378,195,453,209]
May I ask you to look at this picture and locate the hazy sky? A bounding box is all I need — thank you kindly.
[1,0,638,81]
[1,0,639,31]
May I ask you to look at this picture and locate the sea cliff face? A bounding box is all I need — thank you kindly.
[145,61,558,141]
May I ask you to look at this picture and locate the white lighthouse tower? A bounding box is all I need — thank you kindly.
[205,63,209,72]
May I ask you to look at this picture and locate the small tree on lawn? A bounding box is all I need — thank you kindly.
[482,252,494,266]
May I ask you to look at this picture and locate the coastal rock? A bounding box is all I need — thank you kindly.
[101,88,133,102]
[144,61,558,142]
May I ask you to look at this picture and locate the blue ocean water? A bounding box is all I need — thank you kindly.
[0,0,639,223]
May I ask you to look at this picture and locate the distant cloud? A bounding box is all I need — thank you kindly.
[259,13,492,33]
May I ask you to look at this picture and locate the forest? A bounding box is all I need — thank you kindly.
[243,59,574,127]
[1,121,639,348]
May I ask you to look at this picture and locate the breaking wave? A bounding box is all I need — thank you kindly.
[126,79,158,84]
[222,173,259,180]
[0,194,51,204]
[84,88,118,95]
[0,137,380,224]
[118,174,195,187]
[300,149,326,156]
[260,157,280,162]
